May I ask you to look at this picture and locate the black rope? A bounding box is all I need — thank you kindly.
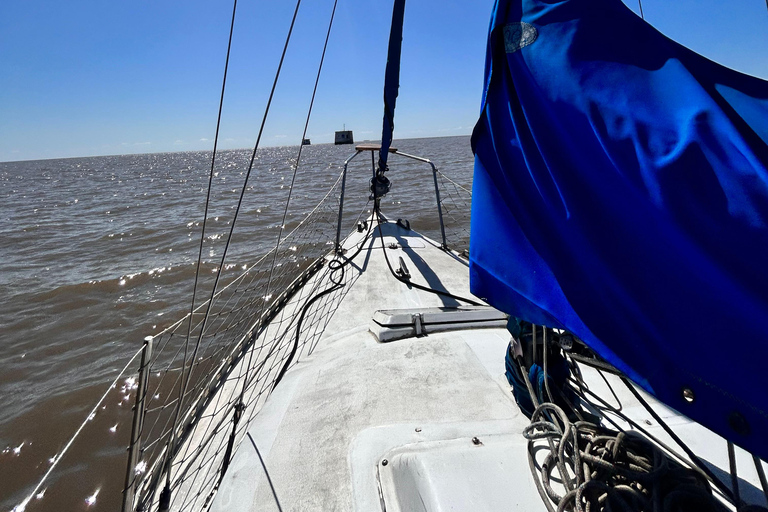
[566,355,717,475]
[596,366,623,412]
[247,432,284,512]
[620,376,736,503]
[159,0,304,503]
[374,206,481,306]
[638,0,644,19]
[568,351,624,376]
[564,371,741,504]
[272,219,374,390]
[518,344,760,511]
[259,0,338,346]
[217,193,368,417]
[524,399,729,512]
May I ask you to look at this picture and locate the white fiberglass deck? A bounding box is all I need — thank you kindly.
[210,220,767,512]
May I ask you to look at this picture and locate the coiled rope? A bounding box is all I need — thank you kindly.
[523,402,728,512]
[517,345,768,512]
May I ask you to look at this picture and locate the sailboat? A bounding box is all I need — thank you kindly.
[14,0,768,511]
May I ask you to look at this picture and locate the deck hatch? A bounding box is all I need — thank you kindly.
[370,306,507,342]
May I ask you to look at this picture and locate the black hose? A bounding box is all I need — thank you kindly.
[374,209,481,306]
[272,221,374,390]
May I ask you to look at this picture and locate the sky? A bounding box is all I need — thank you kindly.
[1,0,767,162]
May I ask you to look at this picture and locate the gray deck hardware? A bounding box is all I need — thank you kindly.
[370,305,508,343]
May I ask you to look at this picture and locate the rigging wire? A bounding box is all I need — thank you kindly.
[255,0,339,382]
[15,346,145,512]
[214,0,342,484]
[521,348,742,511]
[620,376,736,503]
[158,0,304,506]
[728,441,743,507]
[515,356,574,509]
[754,455,768,506]
[638,0,644,20]
[566,375,673,453]
[572,357,748,505]
[565,372,733,504]
[163,0,240,494]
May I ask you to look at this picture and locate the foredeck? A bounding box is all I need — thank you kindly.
[210,220,768,511]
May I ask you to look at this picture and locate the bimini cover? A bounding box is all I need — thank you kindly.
[470,0,768,459]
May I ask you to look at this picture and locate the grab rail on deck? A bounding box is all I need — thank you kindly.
[335,145,449,252]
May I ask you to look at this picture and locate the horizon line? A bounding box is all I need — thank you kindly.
[0,133,473,164]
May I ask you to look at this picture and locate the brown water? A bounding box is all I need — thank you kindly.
[0,135,473,512]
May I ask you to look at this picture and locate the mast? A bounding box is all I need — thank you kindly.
[373,0,406,205]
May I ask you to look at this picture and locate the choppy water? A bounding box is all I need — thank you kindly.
[0,135,473,511]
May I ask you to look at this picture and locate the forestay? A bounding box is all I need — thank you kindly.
[469,0,768,460]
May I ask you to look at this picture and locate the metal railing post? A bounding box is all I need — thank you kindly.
[429,163,449,250]
[122,336,153,512]
[388,150,449,250]
[335,151,361,252]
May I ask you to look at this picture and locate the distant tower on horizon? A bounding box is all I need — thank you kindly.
[335,124,354,145]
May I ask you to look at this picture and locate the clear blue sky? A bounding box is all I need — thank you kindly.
[1,0,767,162]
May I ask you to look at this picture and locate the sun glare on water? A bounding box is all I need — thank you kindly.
[85,488,100,507]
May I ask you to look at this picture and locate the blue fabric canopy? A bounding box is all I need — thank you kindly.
[470,0,768,459]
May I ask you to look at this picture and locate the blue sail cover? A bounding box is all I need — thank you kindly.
[470,0,768,459]
[378,0,407,171]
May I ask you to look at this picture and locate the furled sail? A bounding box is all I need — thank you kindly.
[378,0,407,173]
[470,0,768,459]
